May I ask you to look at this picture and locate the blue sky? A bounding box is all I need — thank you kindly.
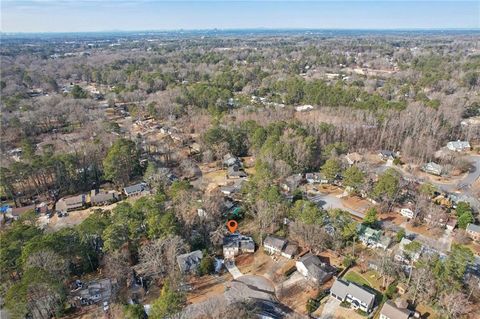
[1,1,479,32]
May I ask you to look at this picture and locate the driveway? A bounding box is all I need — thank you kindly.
[318,297,340,319]
[308,193,365,219]
[225,260,243,279]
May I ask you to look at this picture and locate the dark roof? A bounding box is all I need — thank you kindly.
[264,235,287,250]
[91,192,116,204]
[227,166,247,177]
[176,250,203,273]
[124,183,146,194]
[379,150,395,157]
[299,253,336,282]
[283,243,298,256]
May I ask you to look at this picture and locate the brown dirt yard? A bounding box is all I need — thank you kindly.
[186,273,230,305]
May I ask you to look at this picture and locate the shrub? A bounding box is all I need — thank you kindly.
[198,255,215,276]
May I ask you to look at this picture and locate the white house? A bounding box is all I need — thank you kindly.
[305,172,329,184]
[447,140,470,152]
[223,234,255,259]
[330,278,376,313]
[394,238,422,263]
[263,235,287,255]
[296,253,336,284]
[422,162,442,176]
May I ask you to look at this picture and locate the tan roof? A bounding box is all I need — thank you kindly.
[64,195,85,206]
[346,152,363,162]
[380,300,410,319]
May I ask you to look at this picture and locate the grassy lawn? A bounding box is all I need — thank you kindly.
[343,270,372,288]
[343,270,384,304]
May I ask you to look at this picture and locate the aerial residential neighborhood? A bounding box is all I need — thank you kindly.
[1,2,480,319]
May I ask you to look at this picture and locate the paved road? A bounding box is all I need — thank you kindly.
[308,193,366,219]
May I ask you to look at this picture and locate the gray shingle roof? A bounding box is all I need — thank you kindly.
[176,250,203,273]
[331,278,349,299]
[467,223,480,234]
[331,278,376,307]
[124,183,146,195]
[264,235,287,251]
[380,300,410,319]
[348,282,376,306]
[91,192,116,204]
[299,253,336,282]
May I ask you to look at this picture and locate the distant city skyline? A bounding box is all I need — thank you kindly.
[2,1,479,33]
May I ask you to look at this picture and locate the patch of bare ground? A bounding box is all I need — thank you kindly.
[341,195,372,212]
[278,282,318,315]
[186,274,229,305]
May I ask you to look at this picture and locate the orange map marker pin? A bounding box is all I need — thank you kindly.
[226,220,238,233]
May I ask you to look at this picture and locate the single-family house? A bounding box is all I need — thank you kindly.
[400,208,414,219]
[345,152,363,166]
[90,190,118,206]
[56,194,86,212]
[447,140,470,152]
[378,150,397,161]
[223,153,242,168]
[422,162,442,176]
[69,279,112,307]
[264,235,287,255]
[305,172,329,184]
[282,243,298,259]
[176,250,203,273]
[446,218,457,231]
[296,253,336,284]
[220,181,244,196]
[379,300,412,319]
[357,225,391,250]
[123,183,149,197]
[357,224,381,246]
[281,174,304,192]
[223,234,255,259]
[394,238,422,263]
[330,278,376,313]
[227,165,247,179]
[466,223,480,242]
[4,204,36,220]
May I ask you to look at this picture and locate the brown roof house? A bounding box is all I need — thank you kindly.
[263,235,298,259]
[90,190,119,206]
[379,300,412,319]
[56,194,86,212]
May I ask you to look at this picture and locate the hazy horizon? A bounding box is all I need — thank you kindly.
[2,1,479,33]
